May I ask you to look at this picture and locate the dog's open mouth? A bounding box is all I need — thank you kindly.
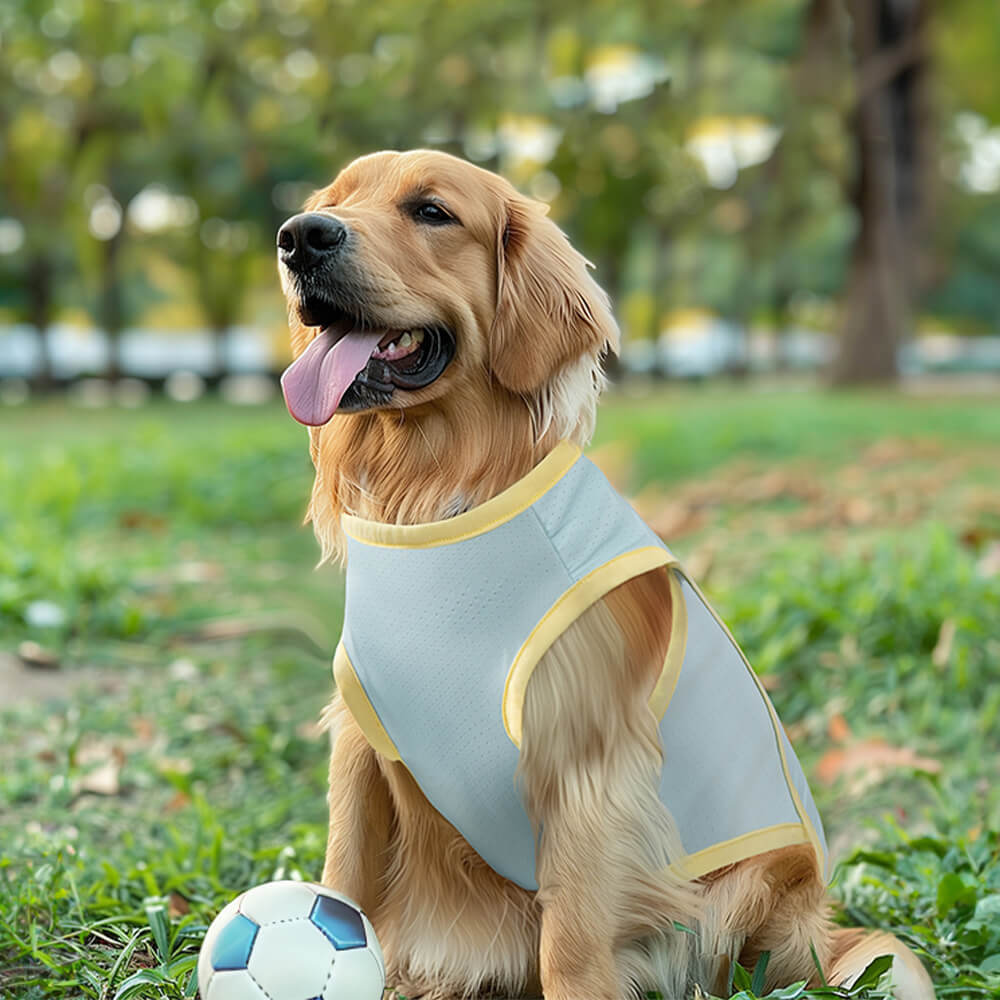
[280,308,455,425]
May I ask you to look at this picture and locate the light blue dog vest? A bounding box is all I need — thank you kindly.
[333,441,827,891]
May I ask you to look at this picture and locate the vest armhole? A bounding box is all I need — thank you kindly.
[502,545,678,747]
[333,643,402,761]
[648,568,688,721]
[667,823,818,881]
[679,575,829,881]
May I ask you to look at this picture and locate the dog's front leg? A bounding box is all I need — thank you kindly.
[321,694,394,919]
[519,591,698,1000]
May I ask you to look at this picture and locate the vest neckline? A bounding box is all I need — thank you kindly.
[341,439,582,549]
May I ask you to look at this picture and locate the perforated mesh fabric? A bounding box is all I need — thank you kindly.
[340,452,827,889]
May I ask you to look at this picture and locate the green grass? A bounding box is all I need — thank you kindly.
[1,387,998,998]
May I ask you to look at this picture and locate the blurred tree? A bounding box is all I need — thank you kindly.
[0,0,997,387]
[816,0,933,383]
[0,1,81,386]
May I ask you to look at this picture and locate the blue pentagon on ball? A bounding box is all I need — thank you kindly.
[211,912,260,971]
[309,894,367,950]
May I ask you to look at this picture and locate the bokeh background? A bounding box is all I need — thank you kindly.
[2,3,1000,999]
[1,0,999,390]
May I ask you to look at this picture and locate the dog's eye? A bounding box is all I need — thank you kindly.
[413,202,456,225]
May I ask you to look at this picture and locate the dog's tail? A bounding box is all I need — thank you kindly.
[827,927,935,1000]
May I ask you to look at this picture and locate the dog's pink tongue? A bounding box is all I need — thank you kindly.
[281,328,384,426]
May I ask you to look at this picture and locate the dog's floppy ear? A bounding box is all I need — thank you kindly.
[490,194,619,394]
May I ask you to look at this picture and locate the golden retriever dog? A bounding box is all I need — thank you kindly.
[275,149,934,1000]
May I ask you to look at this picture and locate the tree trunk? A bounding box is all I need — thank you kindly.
[99,228,125,382]
[211,324,229,379]
[832,0,930,384]
[26,254,56,390]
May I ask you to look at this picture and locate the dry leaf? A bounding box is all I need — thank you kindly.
[862,438,912,466]
[645,500,705,541]
[76,760,122,797]
[827,713,851,744]
[165,790,191,813]
[817,738,942,786]
[175,561,224,583]
[839,497,876,526]
[684,546,715,584]
[119,509,167,532]
[168,892,190,918]
[17,641,60,670]
[130,716,156,744]
[932,619,956,668]
[977,542,1000,578]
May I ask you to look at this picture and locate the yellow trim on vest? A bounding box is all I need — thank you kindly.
[648,568,688,721]
[333,643,401,761]
[668,822,812,880]
[341,440,582,549]
[684,576,827,880]
[503,546,680,747]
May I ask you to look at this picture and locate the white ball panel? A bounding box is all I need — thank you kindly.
[321,947,385,1000]
[247,920,335,997]
[358,911,384,975]
[205,970,270,1000]
[238,880,319,924]
[199,898,243,991]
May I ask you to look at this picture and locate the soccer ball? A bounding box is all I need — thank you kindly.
[197,881,385,1000]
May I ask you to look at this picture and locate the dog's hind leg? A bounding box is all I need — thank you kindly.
[827,928,935,1000]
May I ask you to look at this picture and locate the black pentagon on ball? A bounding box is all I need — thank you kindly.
[309,895,367,950]
[212,912,260,971]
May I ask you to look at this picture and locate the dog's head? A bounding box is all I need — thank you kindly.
[277,149,619,424]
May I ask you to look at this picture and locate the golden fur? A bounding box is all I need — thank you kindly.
[281,149,934,999]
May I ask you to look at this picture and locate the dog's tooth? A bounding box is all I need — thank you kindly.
[413,329,424,344]
[399,332,412,348]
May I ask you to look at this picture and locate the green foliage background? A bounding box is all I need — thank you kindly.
[1,0,999,349]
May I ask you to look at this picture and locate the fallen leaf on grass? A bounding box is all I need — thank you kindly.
[168,891,190,918]
[174,561,224,584]
[817,738,942,788]
[631,493,705,540]
[861,437,914,466]
[130,716,156,744]
[684,546,715,584]
[165,790,191,813]
[977,542,1000,578]
[17,641,60,670]
[118,509,167,532]
[932,619,957,668]
[70,739,129,798]
[76,760,122,797]
[741,469,824,504]
[827,713,851,744]
[838,496,877,526]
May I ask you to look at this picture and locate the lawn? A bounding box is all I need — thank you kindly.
[1,386,998,999]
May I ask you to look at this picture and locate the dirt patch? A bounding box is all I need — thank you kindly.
[0,650,116,709]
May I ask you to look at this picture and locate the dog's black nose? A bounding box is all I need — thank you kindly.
[277,212,348,271]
